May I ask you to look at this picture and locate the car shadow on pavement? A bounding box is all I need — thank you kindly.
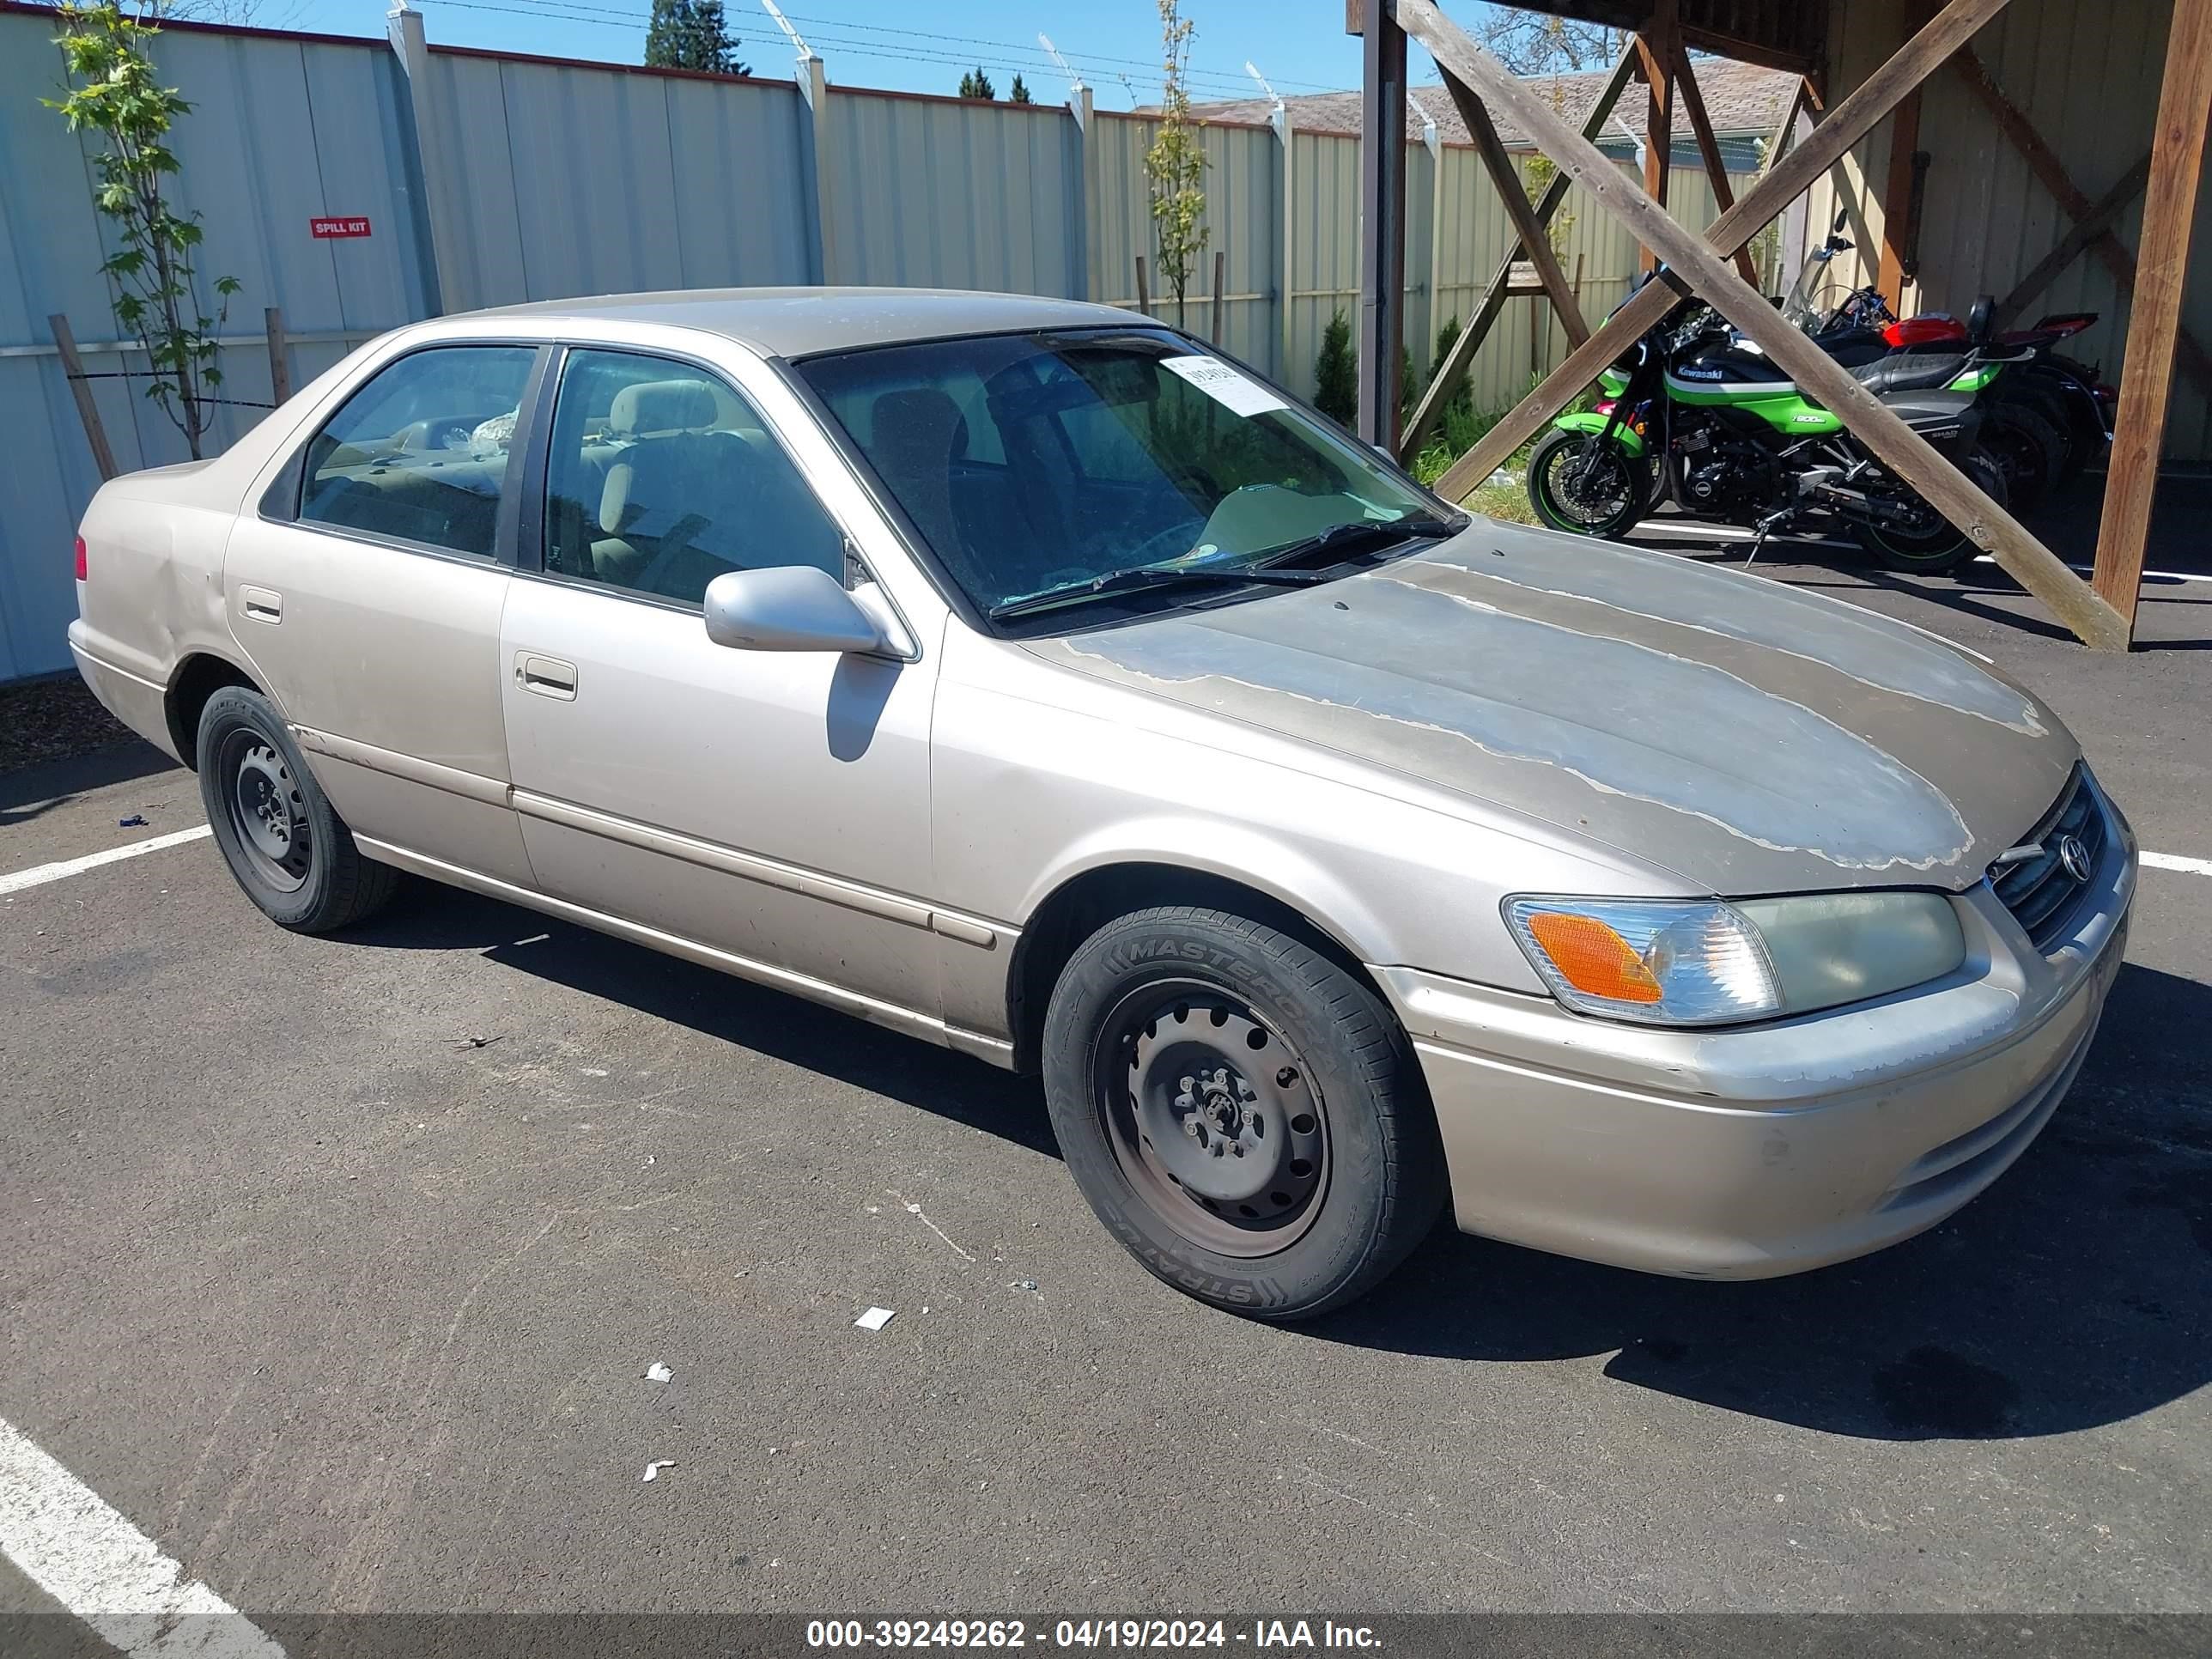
[352,885,1057,1159]
[0,740,179,827]
[1318,961,2212,1441]
[353,888,2209,1440]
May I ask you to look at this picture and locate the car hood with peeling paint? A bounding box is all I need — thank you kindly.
[1021,524,2080,896]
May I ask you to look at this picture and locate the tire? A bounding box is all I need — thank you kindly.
[1980,399,2066,510]
[196,685,400,933]
[1853,446,2008,577]
[1041,907,1446,1322]
[1526,427,1652,539]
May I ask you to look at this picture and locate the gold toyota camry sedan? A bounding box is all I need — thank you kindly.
[70,289,2136,1319]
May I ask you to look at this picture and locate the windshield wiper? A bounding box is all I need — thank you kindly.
[1254,514,1463,571]
[988,562,1332,623]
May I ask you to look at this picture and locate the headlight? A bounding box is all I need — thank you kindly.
[1505,891,1966,1026]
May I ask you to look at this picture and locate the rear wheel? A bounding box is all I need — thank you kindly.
[1979,400,2066,510]
[1041,907,1445,1321]
[1853,447,2008,576]
[1527,428,1652,539]
[197,686,400,933]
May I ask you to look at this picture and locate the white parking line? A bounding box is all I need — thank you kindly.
[0,825,210,897]
[0,1414,283,1657]
[2143,850,2212,878]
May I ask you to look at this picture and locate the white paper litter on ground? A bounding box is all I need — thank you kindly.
[644,1362,672,1383]
[854,1307,896,1332]
[641,1460,674,1482]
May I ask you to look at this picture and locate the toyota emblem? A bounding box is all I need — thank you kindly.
[2057,834,2092,883]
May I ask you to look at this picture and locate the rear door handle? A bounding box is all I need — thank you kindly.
[516,653,577,700]
[240,586,283,624]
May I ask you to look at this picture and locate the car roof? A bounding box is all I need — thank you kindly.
[461,287,1144,359]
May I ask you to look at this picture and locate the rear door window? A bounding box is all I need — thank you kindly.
[299,345,538,558]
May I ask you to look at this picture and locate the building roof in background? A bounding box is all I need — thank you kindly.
[1179,58,1797,148]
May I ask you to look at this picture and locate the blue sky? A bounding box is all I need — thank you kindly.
[281,0,1469,109]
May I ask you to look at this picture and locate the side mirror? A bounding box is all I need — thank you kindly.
[702,565,908,657]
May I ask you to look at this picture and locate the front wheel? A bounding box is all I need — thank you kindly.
[197,685,400,933]
[1526,428,1652,539]
[1852,446,2008,576]
[1041,908,1446,1321]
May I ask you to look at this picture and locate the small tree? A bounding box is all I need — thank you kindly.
[1313,311,1356,425]
[1471,12,1626,73]
[645,0,746,75]
[959,68,997,100]
[1429,313,1473,424]
[1143,0,1207,326]
[46,2,240,462]
[1009,74,1034,105]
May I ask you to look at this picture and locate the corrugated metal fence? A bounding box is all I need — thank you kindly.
[0,2,1763,681]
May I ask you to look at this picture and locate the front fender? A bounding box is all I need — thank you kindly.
[1552,410,1647,457]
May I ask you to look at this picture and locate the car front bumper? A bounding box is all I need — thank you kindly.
[1377,793,2136,1279]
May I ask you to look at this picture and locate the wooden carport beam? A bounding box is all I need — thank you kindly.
[2091,0,2212,641]
[1996,154,2150,328]
[1446,81,1591,346]
[1953,45,2212,393]
[1395,0,2130,653]
[1398,46,1636,463]
[1671,45,1759,287]
[1431,0,2023,504]
[1634,0,1675,273]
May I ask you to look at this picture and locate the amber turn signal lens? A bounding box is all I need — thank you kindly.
[1525,912,1664,1003]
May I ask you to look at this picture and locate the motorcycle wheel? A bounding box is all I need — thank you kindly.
[1979,400,2066,511]
[1853,447,2008,577]
[1526,428,1652,539]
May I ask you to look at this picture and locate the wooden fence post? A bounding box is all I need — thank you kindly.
[264,307,291,407]
[49,314,118,483]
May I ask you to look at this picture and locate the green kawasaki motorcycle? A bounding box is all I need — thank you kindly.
[1524,295,2014,574]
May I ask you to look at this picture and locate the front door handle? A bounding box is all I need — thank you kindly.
[516,653,578,700]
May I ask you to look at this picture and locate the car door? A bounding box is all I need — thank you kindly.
[225,340,548,887]
[498,343,943,1027]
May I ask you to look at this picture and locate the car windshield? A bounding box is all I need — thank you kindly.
[795,329,1455,624]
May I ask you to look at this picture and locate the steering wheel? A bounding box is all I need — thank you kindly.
[1121,520,1207,568]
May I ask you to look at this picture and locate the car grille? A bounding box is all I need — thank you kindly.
[1990,767,2106,951]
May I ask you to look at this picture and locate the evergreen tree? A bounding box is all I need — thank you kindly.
[1429,313,1472,422]
[645,0,745,75]
[958,67,997,100]
[1009,73,1033,104]
[1314,310,1357,424]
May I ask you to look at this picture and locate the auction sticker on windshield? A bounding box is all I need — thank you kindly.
[1161,355,1285,417]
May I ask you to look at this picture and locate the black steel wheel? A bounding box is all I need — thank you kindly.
[1042,906,1446,1321]
[216,727,313,896]
[1100,982,1332,1257]
[197,685,400,933]
[1527,427,1651,539]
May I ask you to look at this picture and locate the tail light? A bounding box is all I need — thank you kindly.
[1883,315,1967,349]
[74,535,87,581]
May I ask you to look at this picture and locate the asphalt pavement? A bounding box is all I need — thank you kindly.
[1,540,2208,1632]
